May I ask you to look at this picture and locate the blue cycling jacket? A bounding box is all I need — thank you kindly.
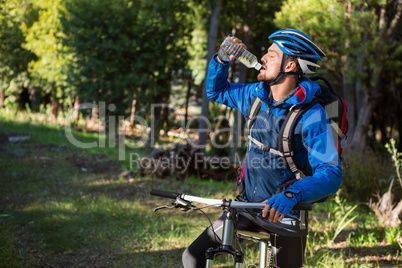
[206,55,342,205]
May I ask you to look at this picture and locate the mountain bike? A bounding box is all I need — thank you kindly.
[150,189,312,268]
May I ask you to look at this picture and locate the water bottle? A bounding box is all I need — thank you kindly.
[220,37,262,71]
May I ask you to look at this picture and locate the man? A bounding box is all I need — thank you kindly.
[182,29,342,268]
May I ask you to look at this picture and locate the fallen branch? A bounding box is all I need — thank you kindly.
[368,179,402,227]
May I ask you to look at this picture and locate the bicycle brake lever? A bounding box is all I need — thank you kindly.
[153,197,195,213]
[153,205,176,212]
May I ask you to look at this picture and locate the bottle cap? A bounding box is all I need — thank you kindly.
[255,63,262,71]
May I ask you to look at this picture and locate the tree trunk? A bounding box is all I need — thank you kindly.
[351,93,374,151]
[341,6,355,144]
[50,99,59,122]
[198,0,221,154]
[43,93,51,108]
[0,91,4,107]
[72,95,80,123]
[398,115,402,152]
[149,83,170,147]
[214,105,228,132]
[90,100,99,128]
[162,102,169,130]
[351,46,365,145]
[130,93,137,126]
[18,86,31,111]
[184,76,192,128]
[351,31,382,150]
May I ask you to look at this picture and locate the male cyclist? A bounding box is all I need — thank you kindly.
[182,29,342,268]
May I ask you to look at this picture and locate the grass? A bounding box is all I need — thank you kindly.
[0,111,401,267]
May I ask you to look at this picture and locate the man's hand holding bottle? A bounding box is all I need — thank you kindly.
[217,34,247,64]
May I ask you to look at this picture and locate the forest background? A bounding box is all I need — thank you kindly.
[1,0,402,267]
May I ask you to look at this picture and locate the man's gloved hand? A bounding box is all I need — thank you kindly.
[262,191,301,223]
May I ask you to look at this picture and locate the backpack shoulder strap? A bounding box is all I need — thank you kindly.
[246,96,284,155]
[247,96,262,133]
[278,99,318,180]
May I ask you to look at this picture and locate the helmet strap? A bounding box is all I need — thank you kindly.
[268,54,286,86]
[268,55,303,86]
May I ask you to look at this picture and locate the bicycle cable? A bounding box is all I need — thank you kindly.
[191,206,222,245]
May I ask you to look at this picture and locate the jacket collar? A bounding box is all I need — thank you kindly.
[256,78,321,108]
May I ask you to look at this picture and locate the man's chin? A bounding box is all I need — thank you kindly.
[257,74,270,83]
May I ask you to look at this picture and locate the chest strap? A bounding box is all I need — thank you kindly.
[247,135,283,156]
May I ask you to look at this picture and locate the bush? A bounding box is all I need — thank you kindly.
[340,149,393,202]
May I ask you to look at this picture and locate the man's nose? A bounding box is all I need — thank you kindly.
[261,54,268,64]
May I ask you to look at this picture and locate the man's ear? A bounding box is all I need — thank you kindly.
[285,60,297,72]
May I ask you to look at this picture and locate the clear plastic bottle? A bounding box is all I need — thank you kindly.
[220,37,262,71]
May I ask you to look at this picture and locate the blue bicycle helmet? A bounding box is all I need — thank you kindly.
[267,29,326,85]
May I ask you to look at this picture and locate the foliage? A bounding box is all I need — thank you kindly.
[187,1,209,86]
[60,0,192,117]
[385,139,402,189]
[324,194,359,246]
[0,0,37,106]
[341,149,393,202]
[22,0,73,106]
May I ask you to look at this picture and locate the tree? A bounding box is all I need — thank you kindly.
[137,0,192,145]
[274,0,402,151]
[61,0,141,120]
[22,0,73,121]
[61,0,192,142]
[0,0,37,110]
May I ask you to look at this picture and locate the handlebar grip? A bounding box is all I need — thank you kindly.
[293,203,313,211]
[150,189,181,199]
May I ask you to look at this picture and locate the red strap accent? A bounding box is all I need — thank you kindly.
[294,87,306,102]
[241,163,245,179]
[340,97,348,133]
[337,97,348,155]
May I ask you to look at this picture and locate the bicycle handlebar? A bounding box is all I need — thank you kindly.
[150,188,312,211]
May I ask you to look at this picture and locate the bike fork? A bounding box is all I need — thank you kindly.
[205,211,244,268]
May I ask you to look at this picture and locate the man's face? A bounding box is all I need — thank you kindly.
[257,43,283,83]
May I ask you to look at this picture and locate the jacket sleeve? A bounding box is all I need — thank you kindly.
[285,105,343,203]
[206,55,255,115]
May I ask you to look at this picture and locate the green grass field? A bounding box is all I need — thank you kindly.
[0,114,401,267]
